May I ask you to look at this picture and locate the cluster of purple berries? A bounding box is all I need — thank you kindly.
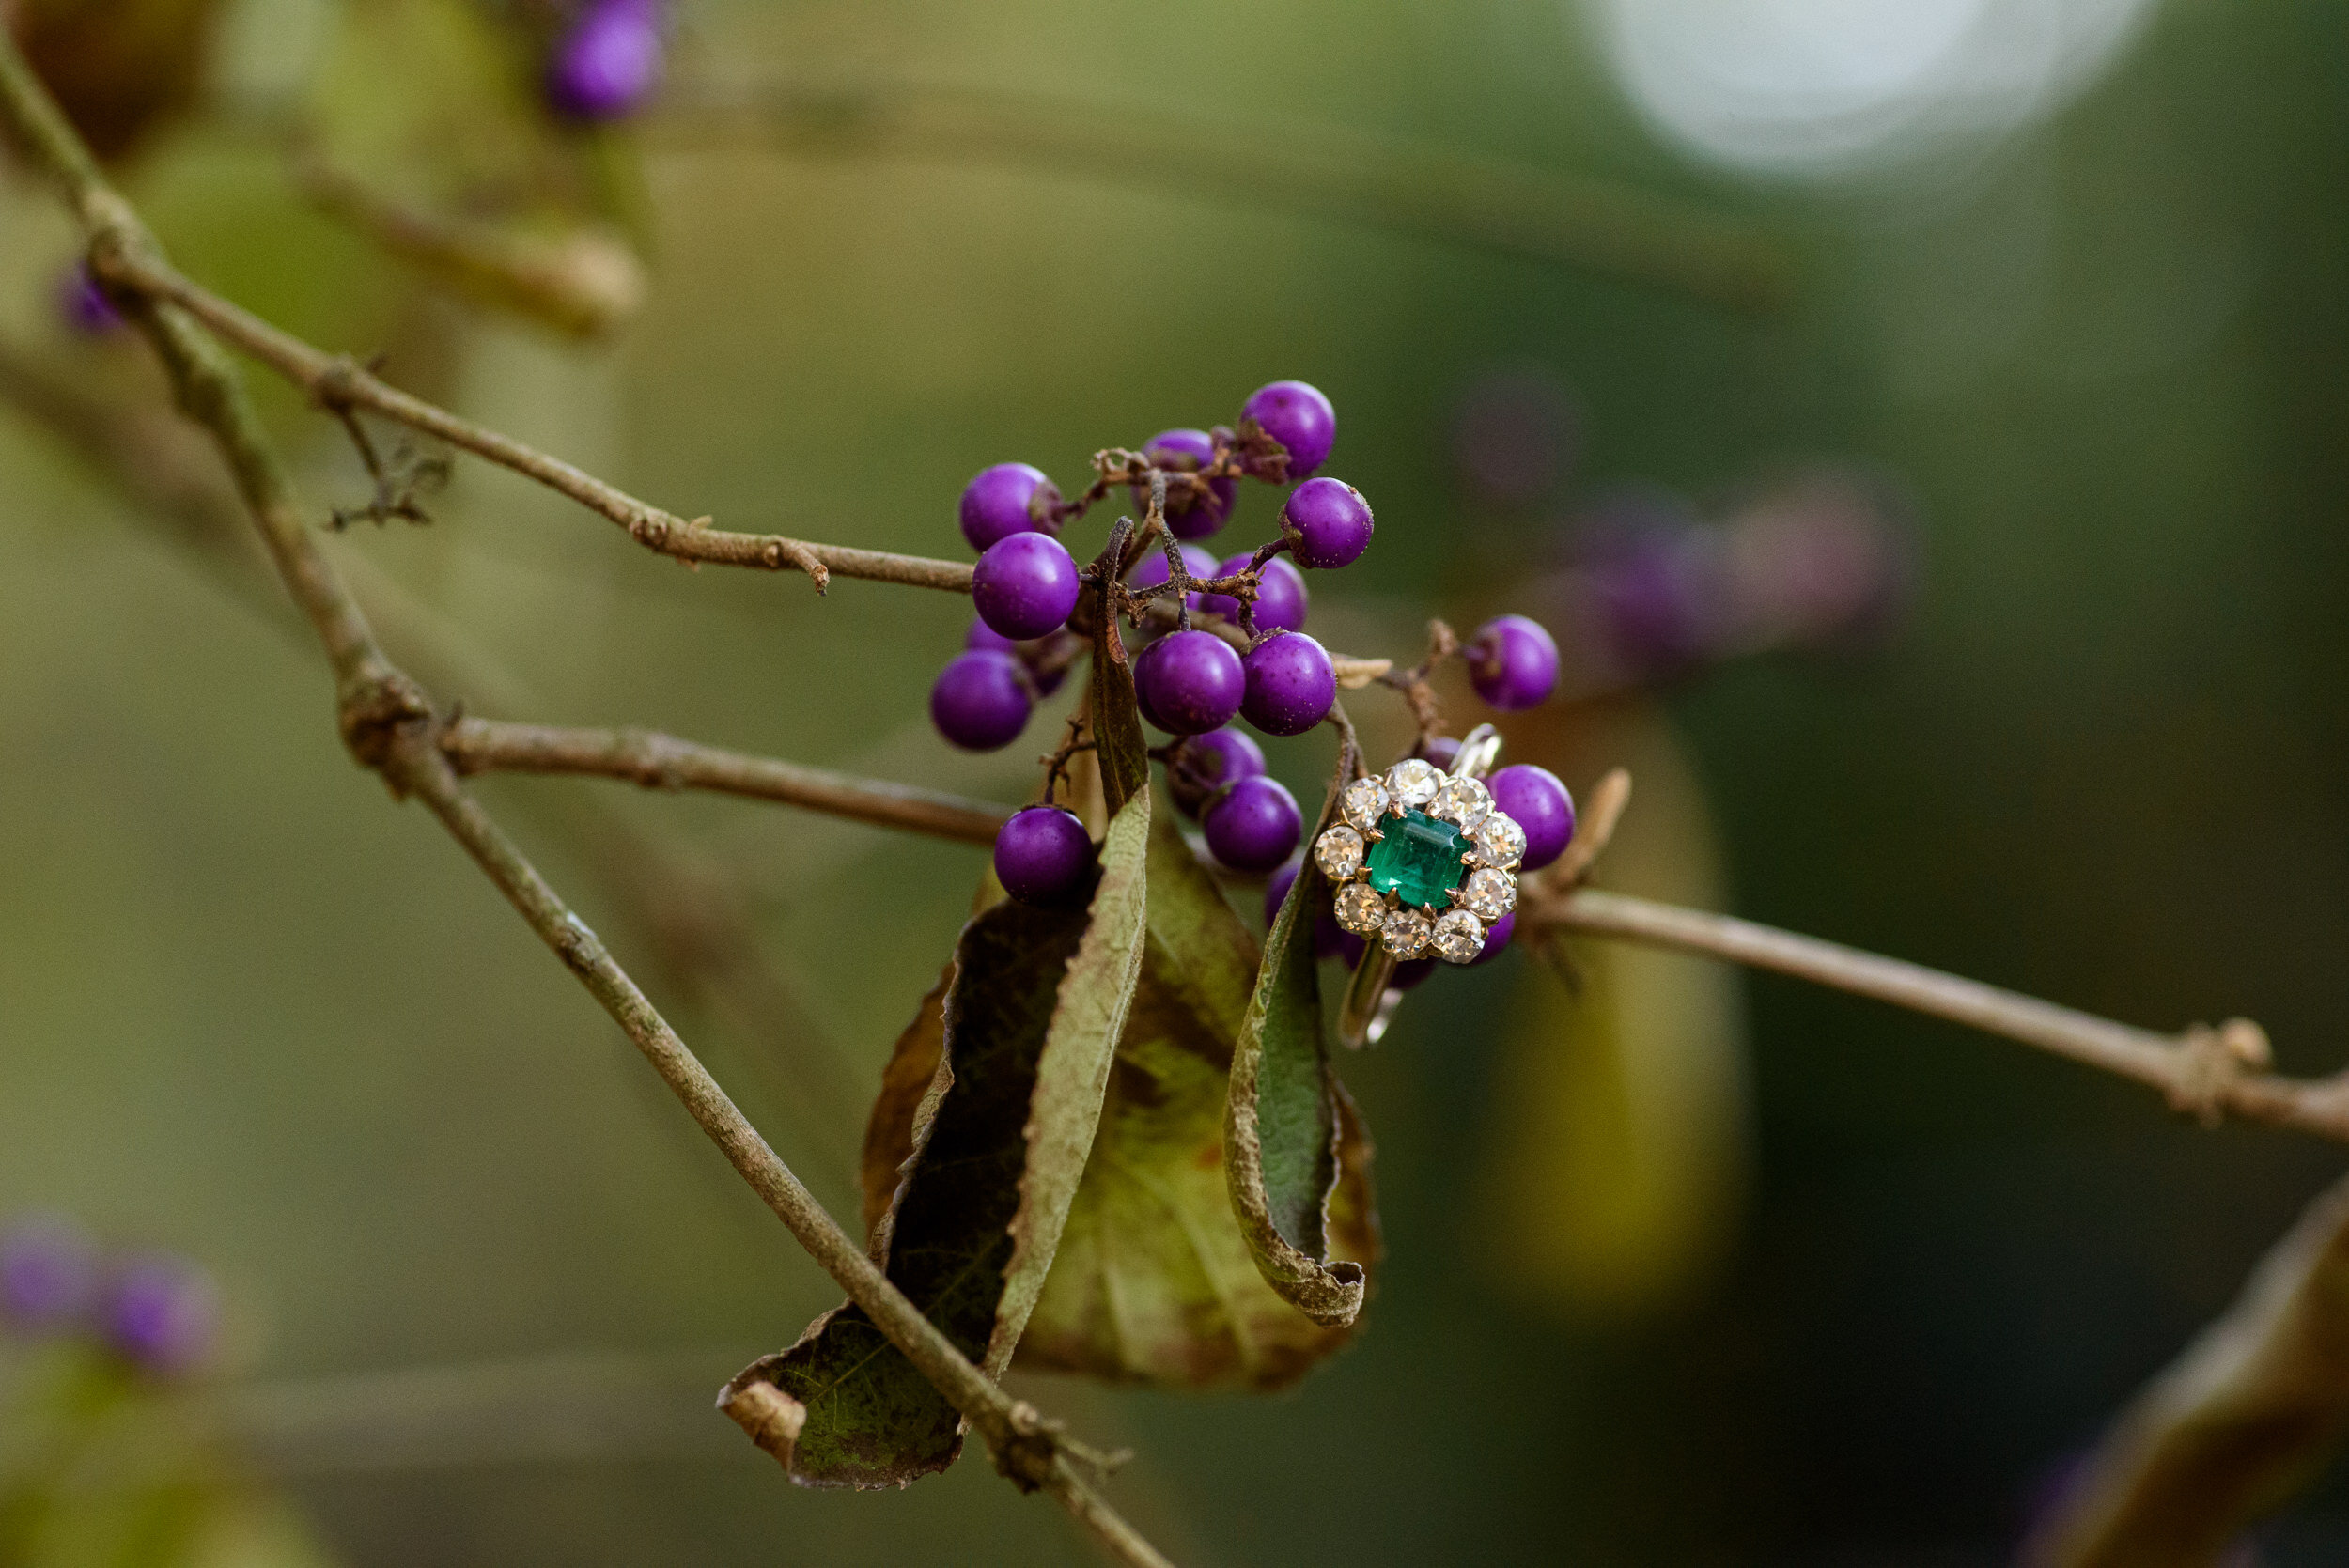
[545,0,664,121]
[971,380,1563,911]
[1,1213,217,1377]
[972,382,1369,902]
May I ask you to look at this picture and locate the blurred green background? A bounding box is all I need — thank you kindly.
[3,0,2346,1561]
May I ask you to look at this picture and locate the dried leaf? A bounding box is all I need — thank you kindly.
[859,964,952,1249]
[727,794,1149,1487]
[2023,1170,2349,1568]
[1017,802,1379,1389]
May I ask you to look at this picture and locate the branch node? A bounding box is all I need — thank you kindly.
[335,669,433,777]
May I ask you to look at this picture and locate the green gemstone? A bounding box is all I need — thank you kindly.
[1363,808,1471,910]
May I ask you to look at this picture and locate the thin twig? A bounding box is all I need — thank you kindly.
[443,717,1014,845]
[0,38,1170,1567]
[651,75,1798,313]
[1531,888,2340,1141]
[83,248,972,597]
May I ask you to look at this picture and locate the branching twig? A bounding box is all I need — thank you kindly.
[78,245,972,596]
[443,716,1014,845]
[1528,888,2339,1142]
[0,38,1170,1567]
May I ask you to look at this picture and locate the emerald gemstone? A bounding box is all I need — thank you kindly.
[1363,808,1471,910]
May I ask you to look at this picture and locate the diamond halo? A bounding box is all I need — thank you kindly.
[1310,744,1524,967]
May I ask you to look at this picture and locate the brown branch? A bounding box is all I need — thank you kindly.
[443,716,1014,846]
[0,38,1168,1567]
[83,246,972,597]
[1530,888,2341,1141]
[2022,1170,2349,1567]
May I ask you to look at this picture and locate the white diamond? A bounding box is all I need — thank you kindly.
[1334,882,1386,935]
[1314,826,1364,880]
[1341,777,1391,835]
[1431,776,1493,831]
[1460,867,1516,921]
[1380,907,1432,959]
[1473,812,1526,869]
[1385,757,1440,808]
[1432,909,1484,965]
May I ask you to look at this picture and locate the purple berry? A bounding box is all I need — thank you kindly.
[972,533,1081,641]
[1264,861,1348,958]
[1128,543,1220,608]
[1134,629,1244,735]
[1488,764,1575,871]
[1280,478,1375,569]
[994,806,1096,906]
[1392,957,1437,990]
[1197,554,1308,633]
[546,0,663,121]
[930,650,1033,751]
[1472,910,1517,964]
[1165,725,1264,817]
[1467,614,1559,710]
[1239,631,1336,737]
[1191,726,1265,786]
[1415,735,1463,770]
[1202,776,1301,873]
[1241,380,1336,478]
[101,1253,217,1376]
[1129,429,1237,540]
[1,1214,98,1332]
[58,264,120,334]
[958,462,1063,553]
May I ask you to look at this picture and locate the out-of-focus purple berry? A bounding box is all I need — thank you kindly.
[1198,554,1308,633]
[1471,911,1516,964]
[1488,765,1575,871]
[1264,860,1348,958]
[1239,631,1335,737]
[101,1254,217,1376]
[1280,478,1375,569]
[1129,543,1220,609]
[1450,367,1577,508]
[1415,736,1463,771]
[1590,529,1724,677]
[1134,629,1244,735]
[1129,428,1237,540]
[965,619,1019,657]
[972,533,1080,641]
[1466,614,1559,710]
[1,1214,98,1332]
[958,462,1064,553]
[58,264,120,334]
[1241,380,1336,478]
[1718,469,1912,655]
[1202,776,1300,873]
[931,650,1033,751]
[546,0,664,121]
[994,806,1096,906]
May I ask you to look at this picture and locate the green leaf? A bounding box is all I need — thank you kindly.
[2024,1170,2349,1568]
[1223,748,1366,1326]
[725,793,1149,1488]
[993,788,1152,1366]
[1017,798,1380,1388]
